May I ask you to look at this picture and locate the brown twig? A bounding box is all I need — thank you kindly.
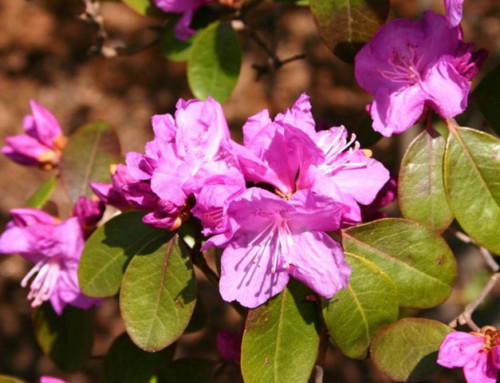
[449,228,499,272]
[314,365,324,383]
[449,272,500,331]
[79,0,161,57]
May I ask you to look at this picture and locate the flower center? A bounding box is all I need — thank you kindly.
[378,45,423,85]
[318,131,367,175]
[20,258,62,308]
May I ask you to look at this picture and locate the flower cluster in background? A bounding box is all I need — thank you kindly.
[92,94,390,308]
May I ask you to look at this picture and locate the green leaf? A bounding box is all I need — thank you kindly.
[399,130,453,231]
[104,332,174,383]
[79,212,171,298]
[241,280,320,383]
[444,127,500,254]
[32,303,93,373]
[310,0,390,63]
[122,0,162,16]
[160,20,194,62]
[25,176,57,208]
[342,218,456,308]
[323,253,398,359]
[370,318,452,382]
[187,22,241,102]
[158,358,215,383]
[60,122,121,202]
[120,235,197,351]
[473,63,500,136]
[0,375,27,383]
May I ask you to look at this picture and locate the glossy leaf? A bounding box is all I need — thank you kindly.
[323,253,398,359]
[399,130,453,231]
[473,63,500,136]
[120,235,197,351]
[241,280,320,383]
[158,358,215,383]
[343,218,456,308]
[60,122,121,202]
[310,0,390,63]
[25,176,57,209]
[79,211,171,298]
[104,332,174,383]
[371,318,452,382]
[160,20,194,62]
[187,22,241,102]
[444,127,500,254]
[32,303,93,373]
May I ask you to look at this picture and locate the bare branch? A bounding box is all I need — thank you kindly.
[449,228,499,272]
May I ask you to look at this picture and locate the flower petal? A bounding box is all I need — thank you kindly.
[437,331,485,368]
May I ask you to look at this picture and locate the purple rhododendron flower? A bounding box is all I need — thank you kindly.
[216,330,242,363]
[355,11,486,137]
[40,377,67,383]
[72,196,105,237]
[92,97,245,231]
[438,329,500,383]
[154,0,213,40]
[0,208,101,315]
[217,188,351,308]
[444,0,464,27]
[2,100,67,169]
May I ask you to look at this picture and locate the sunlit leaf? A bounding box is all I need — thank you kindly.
[444,127,500,253]
[399,130,453,231]
[343,218,456,308]
[323,253,398,359]
[371,318,452,382]
[241,280,320,383]
[187,22,241,102]
[79,212,171,298]
[120,235,197,351]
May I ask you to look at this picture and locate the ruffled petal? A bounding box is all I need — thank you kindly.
[437,331,485,368]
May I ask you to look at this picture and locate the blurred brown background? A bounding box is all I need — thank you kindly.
[0,0,499,381]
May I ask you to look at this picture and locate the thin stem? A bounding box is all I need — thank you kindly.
[314,365,324,383]
[449,272,500,331]
[449,228,499,272]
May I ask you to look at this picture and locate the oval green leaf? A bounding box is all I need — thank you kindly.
[104,332,174,383]
[342,218,456,308]
[472,63,500,136]
[444,127,500,254]
[241,280,320,383]
[310,0,390,63]
[79,211,171,298]
[25,176,57,209]
[371,318,452,382]
[120,235,197,351]
[187,21,241,102]
[32,303,93,373]
[60,122,121,202]
[323,253,398,359]
[399,130,453,231]
[122,0,162,16]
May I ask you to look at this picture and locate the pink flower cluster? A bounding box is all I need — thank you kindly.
[92,94,390,308]
[0,198,103,315]
[354,8,486,136]
[438,328,500,383]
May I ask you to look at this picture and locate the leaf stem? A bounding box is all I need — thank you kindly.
[449,272,500,331]
[449,228,498,272]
